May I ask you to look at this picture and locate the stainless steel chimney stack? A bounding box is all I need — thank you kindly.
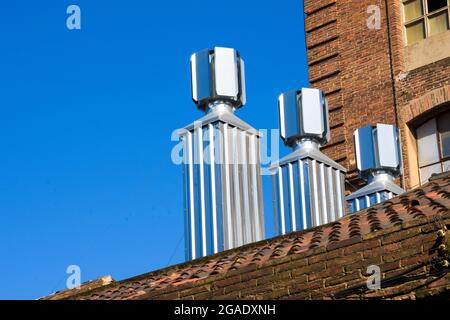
[346,124,405,213]
[271,88,347,236]
[180,47,265,261]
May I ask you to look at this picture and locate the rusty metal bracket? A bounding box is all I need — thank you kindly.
[437,227,450,269]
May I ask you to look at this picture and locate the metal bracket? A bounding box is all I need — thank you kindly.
[437,227,450,268]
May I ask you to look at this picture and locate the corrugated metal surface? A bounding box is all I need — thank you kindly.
[348,191,393,213]
[273,157,346,235]
[346,174,404,214]
[182,121,264,260]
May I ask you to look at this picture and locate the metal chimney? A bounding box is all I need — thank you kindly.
[271,88,347,236]
[180,47,265,261]
[346,124,405,213]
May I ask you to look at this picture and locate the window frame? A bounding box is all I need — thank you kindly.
[415,109,450,184]
[402,0,450,45]
[438,112,450,161]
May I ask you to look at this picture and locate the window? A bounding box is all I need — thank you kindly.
[403,0,450,45]
[416,109,450,184]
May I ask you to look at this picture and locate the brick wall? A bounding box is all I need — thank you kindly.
[304,0,450,191]
[136,214,450,300]
[396,58,450,188]
[304,0,398,190]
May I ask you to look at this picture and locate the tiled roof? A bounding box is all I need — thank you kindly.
[43,172,450,300]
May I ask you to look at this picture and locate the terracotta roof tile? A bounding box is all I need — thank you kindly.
[42,172,450,300]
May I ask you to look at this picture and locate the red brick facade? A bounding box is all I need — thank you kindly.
[304,0,450,191]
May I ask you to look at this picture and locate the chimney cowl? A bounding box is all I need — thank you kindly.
[354,124,402,180]
[190,47,246,111]
[278,88,330,148]
[347,124,405,213]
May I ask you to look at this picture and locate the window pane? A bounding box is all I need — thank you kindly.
[420,163,442,184]
[427,0,448,13]
[417,119,440,166]
[429,11,449,36]
[439,111,450,158]
[443,160,450,172]
[404,0,424,21]
[406,20,426,44]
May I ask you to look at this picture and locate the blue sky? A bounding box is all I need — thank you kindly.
[0,0,308,299]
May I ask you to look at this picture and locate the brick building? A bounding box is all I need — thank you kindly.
[304,0,449,191]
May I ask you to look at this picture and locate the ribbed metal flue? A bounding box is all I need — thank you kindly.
[346,124,405,213]
[180,47,264,261]
[346,173,403,213]
[272,147,346,234]
[271,88,347,235]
